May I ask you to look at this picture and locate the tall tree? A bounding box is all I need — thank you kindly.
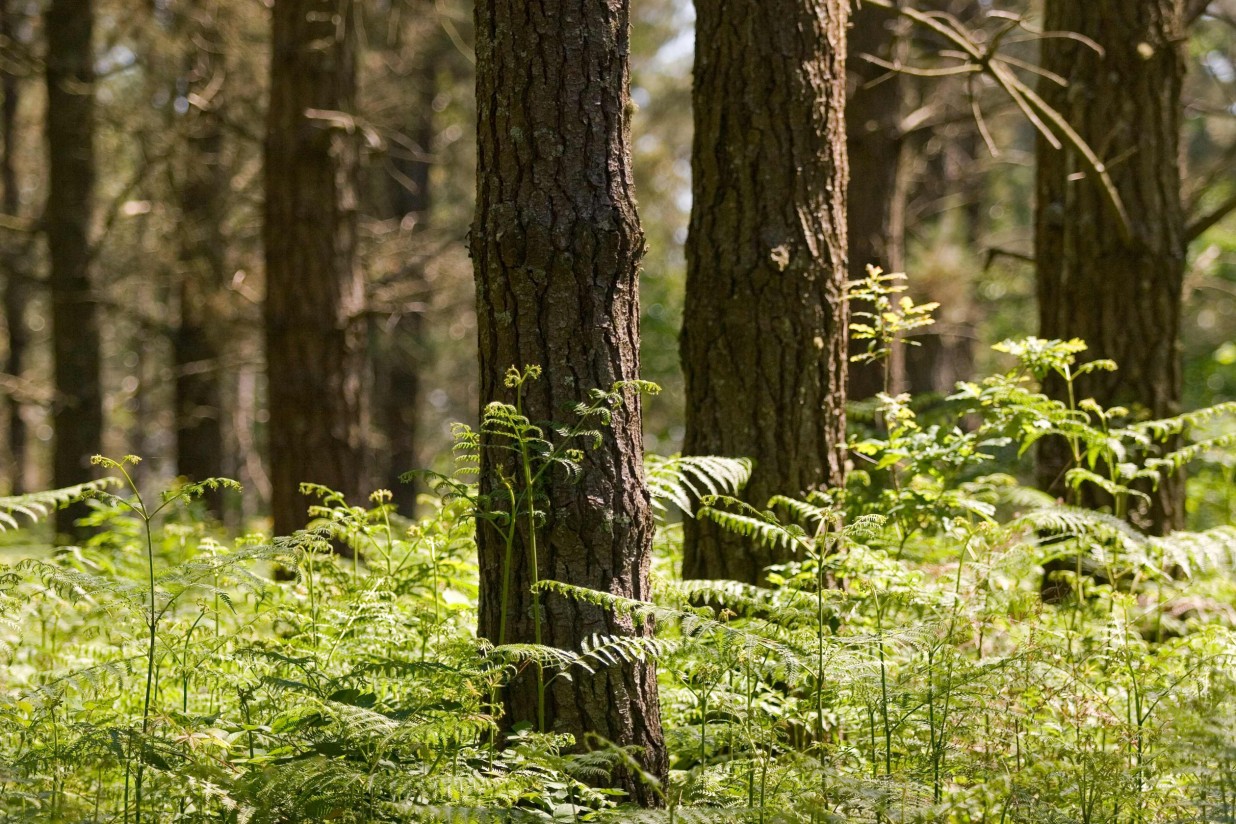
[174,7,228,515]
[471,0,667,802]
[846,0,907,400]
[1,0,28,493]
[46,0,102,536]
[264,0,366,536]
[679,0,850,583]
[1035,0,1187,533]
[367,3,441,516]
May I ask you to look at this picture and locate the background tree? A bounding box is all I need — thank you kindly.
[847,0,907,400]
[172,6,228,516]
[471,0,667,800]
[1035,0,1188,532]
[264,0,366,535]
[1,0,29,493]
[679,0,850,584]
[45,0,102,537]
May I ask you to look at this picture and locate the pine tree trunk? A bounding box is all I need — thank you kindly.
[1035,0,1187,533]
[175,13,226,516]
[264,0,366,536]
[680,0,849,584]
[472,0,667,802]
[1,0,28,494]
[45,0,102,538]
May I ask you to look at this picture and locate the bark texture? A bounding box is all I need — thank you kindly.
[680,0,849,584]
[472,0,666,802]
[1035,0,1187,533]
[264,0,366,536]
[175,13,227,515]
[45,0,102,537]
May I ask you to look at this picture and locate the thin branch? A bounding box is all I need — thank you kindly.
[984,247,1035,270]
[1186,192,1236,242]
[863,0,1134,240]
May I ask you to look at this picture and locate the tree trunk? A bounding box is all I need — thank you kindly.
[45,0,102,538]
[264,0,366,536]
[679,0,849,584]
[472,0,666,802]
[174,12,227,516]
[373,13,437,516]
[1,0,28,494]
[846,0,906,400]
[1035,0,1187,533]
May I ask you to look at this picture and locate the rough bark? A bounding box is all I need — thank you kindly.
[472,0,666,802]
[174,13,227,515]
[265,0,366,536]
[1035,0,1187,533]
[45,0,102,538]
[846,0,906,400]
[1,0,28,493]
[680,0,850,584]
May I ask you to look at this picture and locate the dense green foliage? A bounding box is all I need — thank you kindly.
[4,332,1236,823]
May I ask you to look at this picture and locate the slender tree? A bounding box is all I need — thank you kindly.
[1035,0,1187,533]
[846,0,906,400]
[1,0,28,493]
[368,4,440,516]
[174,8,227,515]
[264,0,366,536]
[45,0,102,537]
[679,0,850,583]
[471,0,667,801]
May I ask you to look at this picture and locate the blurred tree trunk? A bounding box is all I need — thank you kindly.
[265,0,366,535]
[1035,0,1187,533]
[472,0,667,801]
[174,11,227,515]
[371,8,437,516]
[45,0,102,538]
[846,0,906,400]
[680,0,849,584]
[2,0,28,493]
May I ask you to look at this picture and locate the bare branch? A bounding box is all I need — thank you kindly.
[1187,192,1236,242]
[862,0,1134,241]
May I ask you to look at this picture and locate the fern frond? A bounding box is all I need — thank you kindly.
[645,454,753,515]
[0,479,120,532]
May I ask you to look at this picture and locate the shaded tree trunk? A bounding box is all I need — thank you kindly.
[45,0,102,538]
[174,11,227,515]
[1035,0,1187,533]
[680,0,849,584]
[472,0,666,802]
[846,0,906,400]
[1,0,28,493]
[372,11,437,516]
[264,0,366,536]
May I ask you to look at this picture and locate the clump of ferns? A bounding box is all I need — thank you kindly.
[0,460,317,822]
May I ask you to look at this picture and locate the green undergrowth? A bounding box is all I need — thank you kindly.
[3,335,1236,822]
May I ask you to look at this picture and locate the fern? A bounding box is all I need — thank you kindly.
[0,478,120,532]
[644,454,753,516]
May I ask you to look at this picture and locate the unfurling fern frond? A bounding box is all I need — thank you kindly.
[0,478,120,532]
[644,454,753,516]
